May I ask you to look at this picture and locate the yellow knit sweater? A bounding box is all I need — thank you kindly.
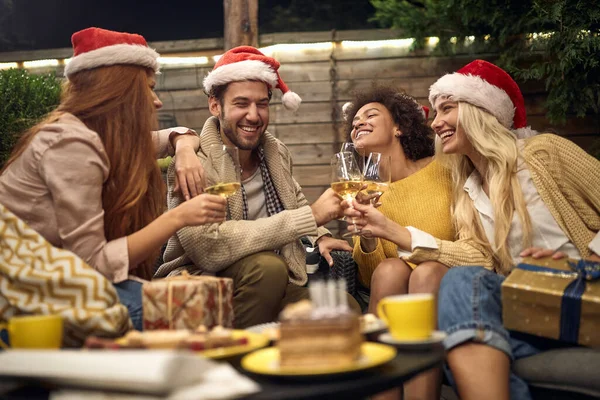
[353,159,456,288]
[408,134,600,276]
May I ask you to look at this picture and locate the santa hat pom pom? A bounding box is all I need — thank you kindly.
[513,126,537,139]
[342,102,353,121]
[282,91,302,112]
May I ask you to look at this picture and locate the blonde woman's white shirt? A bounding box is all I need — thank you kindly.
[402,156,592,264]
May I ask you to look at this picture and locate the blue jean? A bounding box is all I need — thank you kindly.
[114,279,143,331]
[438,267,543,400]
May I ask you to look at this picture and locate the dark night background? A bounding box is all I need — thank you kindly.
[0,0,378,52]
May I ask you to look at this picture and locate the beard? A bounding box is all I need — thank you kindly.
[219,109,264,151]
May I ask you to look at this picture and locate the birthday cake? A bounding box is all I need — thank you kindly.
[278,280,363,368]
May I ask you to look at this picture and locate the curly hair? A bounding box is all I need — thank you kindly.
[344,85,434,161]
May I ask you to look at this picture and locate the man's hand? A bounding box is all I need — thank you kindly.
[316,236,353,267]
[310,188,343,227]
[169,129,204,201]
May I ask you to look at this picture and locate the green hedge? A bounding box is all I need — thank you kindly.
[0,68,62,168]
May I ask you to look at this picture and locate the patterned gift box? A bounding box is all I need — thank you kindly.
[501,257,600,347]
[142,272,234,330]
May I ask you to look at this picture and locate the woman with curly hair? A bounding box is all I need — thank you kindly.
[344,85,456,400]
[346,61,600,400]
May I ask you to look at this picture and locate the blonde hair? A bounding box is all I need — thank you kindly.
[436,102,532,274]
[3,65,164,280]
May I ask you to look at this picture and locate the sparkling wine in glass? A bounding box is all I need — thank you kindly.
[363,152,391,204]
[204,145,241,238]
[361,152,391,237]
[205,182,241,198]
[331,151,363,238]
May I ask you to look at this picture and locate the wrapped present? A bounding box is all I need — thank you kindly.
[502,257,600,347]
[142,272,234,330]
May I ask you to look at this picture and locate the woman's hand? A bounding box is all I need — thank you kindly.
[316,236,353,267]
[344,200,390,239]
[174,193,227,228]
[587,253,600,262]
[355,186,382,208]
[520,247,600,263]
[519,247,568,260]
[173,140,205,200]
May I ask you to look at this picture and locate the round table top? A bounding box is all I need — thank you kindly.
[237,342,445,400]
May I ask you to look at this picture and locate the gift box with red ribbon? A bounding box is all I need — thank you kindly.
[142,272,234,330]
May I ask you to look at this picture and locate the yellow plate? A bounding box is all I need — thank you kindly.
[241,342,397,376]
[115,330,269,360]
[202,330,269,360]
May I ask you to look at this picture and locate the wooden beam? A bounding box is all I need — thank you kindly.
[259,29,408,46]
[150,38,224,54]
[223,0,258,50]
[0,48,72,63]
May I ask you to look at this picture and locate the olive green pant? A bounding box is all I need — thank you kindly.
[217,251,361,329]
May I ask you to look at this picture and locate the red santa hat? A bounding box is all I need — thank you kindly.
[64,27,159,79]
[203,46,302,112]
[429,59,535,138]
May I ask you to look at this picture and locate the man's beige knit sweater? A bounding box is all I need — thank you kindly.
[154,117,329,286]
[407,134,600,276]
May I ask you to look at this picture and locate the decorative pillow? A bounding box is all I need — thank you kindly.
[0,204,131,347]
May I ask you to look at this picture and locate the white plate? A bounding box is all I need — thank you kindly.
[362,317,387,334]
[246,317,388,336]
[378,331,446,349]
[245,322,280,334]
[0,350,234,395]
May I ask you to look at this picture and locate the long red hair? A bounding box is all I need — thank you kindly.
[3,65,164,280]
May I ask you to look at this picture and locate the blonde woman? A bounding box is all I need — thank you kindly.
[344,60,600,400]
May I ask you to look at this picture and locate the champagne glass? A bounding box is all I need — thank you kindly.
[204,145,241,238]
[361,152,391,237]
[363,152,391,204]
[330,151,363,238]
[340,142,365,173]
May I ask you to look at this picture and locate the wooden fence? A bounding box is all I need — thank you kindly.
[3,30,599,236]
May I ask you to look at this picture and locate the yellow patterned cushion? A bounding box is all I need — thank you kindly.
[0,204,131,347]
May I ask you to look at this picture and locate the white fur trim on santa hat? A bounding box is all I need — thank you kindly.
[429,73,515,129]
[282,91,302,112]
[513,126,537,139]
[203,60,279,94]
[64,44,159,78]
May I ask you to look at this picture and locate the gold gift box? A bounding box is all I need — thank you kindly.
[501,257,600,347]
[142,272,235,330]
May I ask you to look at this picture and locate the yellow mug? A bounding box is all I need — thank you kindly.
[0,314,64,349]
[377,293,435,341]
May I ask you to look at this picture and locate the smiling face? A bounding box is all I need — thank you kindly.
[431,97,472,155]
[350,102,398,153]
[209,80,270,150]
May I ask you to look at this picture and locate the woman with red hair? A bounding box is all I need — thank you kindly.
[0,28,226,330]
